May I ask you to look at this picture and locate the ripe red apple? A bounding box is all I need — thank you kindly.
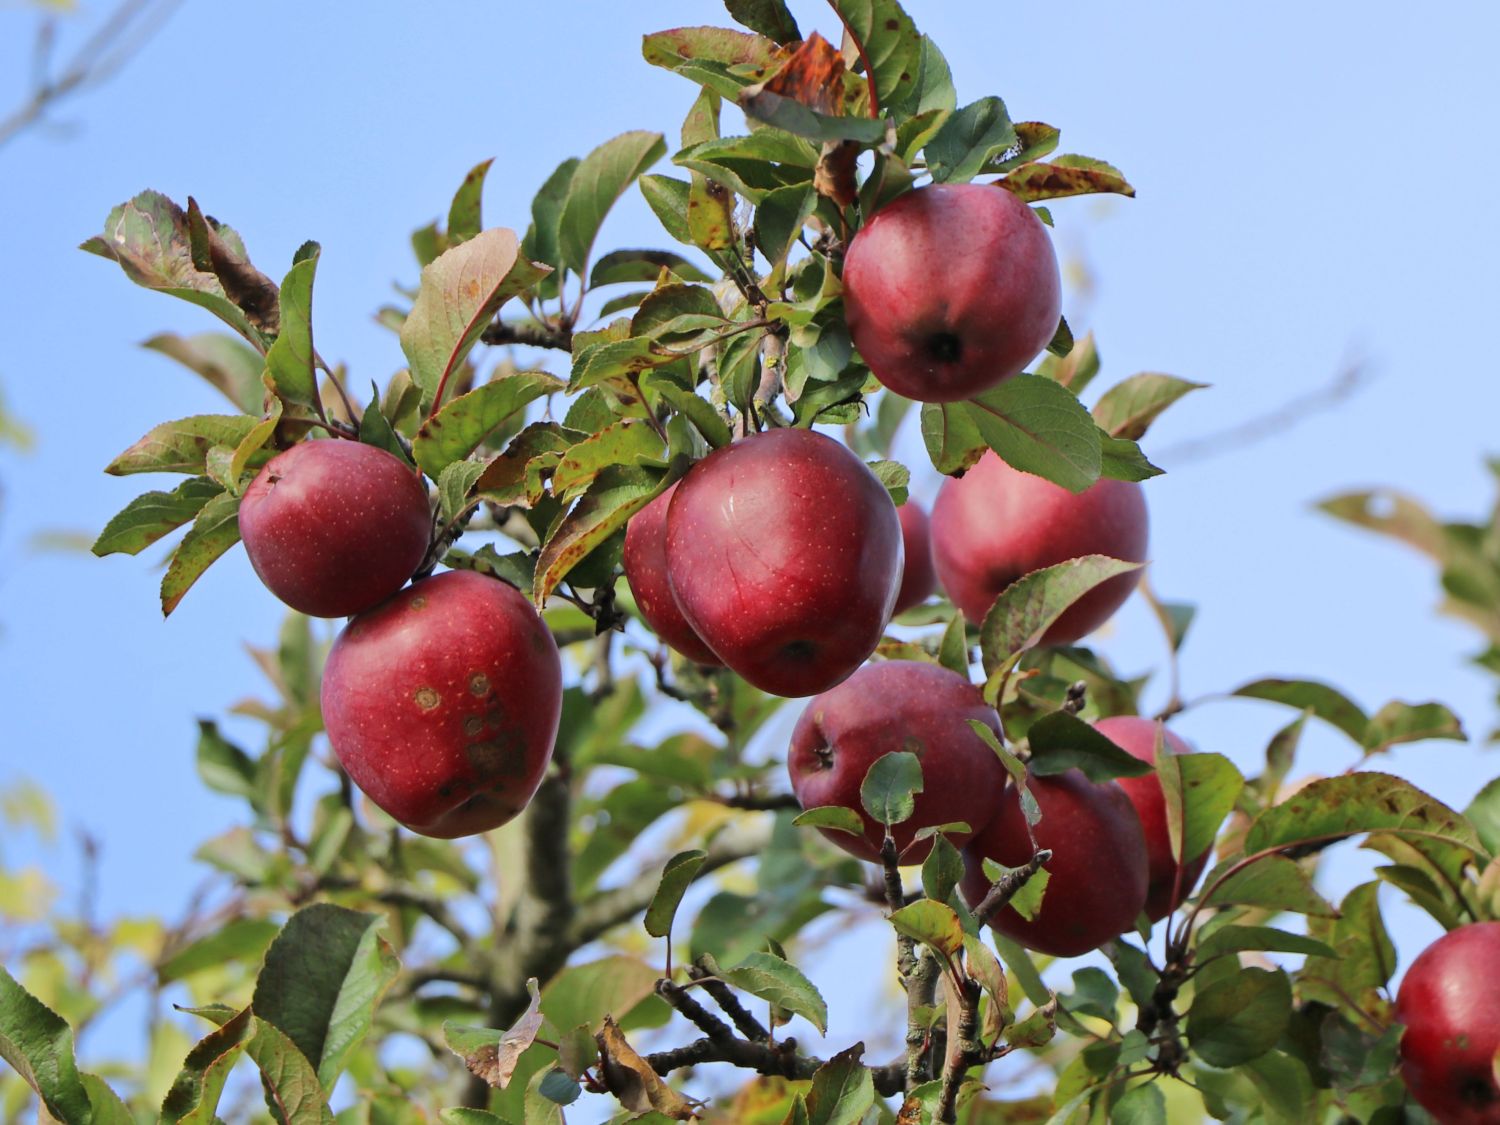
[239,439,432,618]
[787,661,1005,863]
[321,569,562,838]
[842,183,1061,403]
[1395,922,1500,1124]
[1092,716,1210,922]
[930,451,1148,644]
[622,481,722,666]
[960,769,1148,957]
[892,501,937,615]
[664,428,903,697]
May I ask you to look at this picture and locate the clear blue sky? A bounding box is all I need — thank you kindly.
[3,0,1499,1089]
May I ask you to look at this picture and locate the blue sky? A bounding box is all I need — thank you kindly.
[3,0,1499,1088]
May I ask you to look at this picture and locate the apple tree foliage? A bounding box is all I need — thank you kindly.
[4,1,1500,1122]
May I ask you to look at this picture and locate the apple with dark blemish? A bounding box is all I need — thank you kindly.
[320,568,562,838]
[930,451,1148,644]
[893,500,937,615]
[842,183,1061,403]
[787,661,1005,863]
[664,427,903,697]
[622,480,722,666]
[238,438,432,618]
[1093,715,1211,921]
[960,768,1148,957]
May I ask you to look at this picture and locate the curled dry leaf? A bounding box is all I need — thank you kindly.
[448,977,544,1088]
[596,1014,703,1119]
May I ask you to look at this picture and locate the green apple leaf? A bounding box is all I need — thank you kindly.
[806,1042,874,1125]
[557,131,667,275]
[1025,711,1153,782]
[1299,882,1396,1015]
[1316,488,1447,559]
[0,966,95,1123]
[1466,777,1500,859]
[925,96,1017,184]
[107,414,262,476]
[753,183,816,270]
[723,0,800,44]
[739,85,889,144]
[1232,678,1370,746]
[264,250,320,411]
[639,174,696,247]
[400,227,553,413]
[1092,372,1208,441]
[920,373,1101,487]
[533,466,667,606]
[1157,751,1242,866]
[413,370,565,478]
[687,170,737,251]
[251,903,401,1092]
[792,806,866,837]
[1111,1083,1165,1125]
[159,1007,253,1124]
[93,476,224,556]
[979,555,1144,674]
[1194,925,1337,964]
[644,850,708,939]
[888,900,964,958]
[448,158,494,246]
[143,331,265,413]
[1201,855,1337,917]
[589,248,714,287]
[1186,968,1291,1068]
[1363,700,1466,754]
[920,832,965,903]
[160,490,241,616]
[242,1016,333,1123]
[717,951,828,1034]
[860,750,923,827]
[640,373,732,449]
[551,420,666,501]
[1243,772,1480,856]
[521,156,581,294]
[827,0,922,115]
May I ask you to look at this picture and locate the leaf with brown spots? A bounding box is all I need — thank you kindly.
[184,198,281,334]
[160,490,241,616]
[1243,772,1482,857]
[442,979,545,1089]
[642,25,785,99]
[740,34,887,146]
[1000,156,1135,203]
[828,0,922,115]
[532,465,667,606]
[596,1015,702,1119]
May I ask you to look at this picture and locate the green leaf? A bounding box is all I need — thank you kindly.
[160,490,241,616]
[1157,751,1243,866]
[438,459,486,522]
[921,833,964,904]
[894,35,956,118]
[925,97,1018,184]
[243,1016,334,1123]
[1232,679,1370,745]
[1112,1083,1165,1125]
[1316,488,1447,560]
[533,466,666,605]
[723,0,800,43]
[1186,967,1291,1068]
[642,26,783,99]
[888,900,964,958]
[1363,700,1466,753]
[160,1007,252,1124]
[1025,711,1153,783]
[589,249,714,287]
[106,414,261,476]
[264,252,320,411]
[1466,777,1500,858]
[806,1042,874,1125]
[865,459,909,505]
[641,373,732,449]
[413,370,565,478]
[920,373,1101,487]
[1202,855,1337,917]
[1003,995,1057,1049]
[988,121,1061,174]
[143,331,265,413]
[718,951,828,1034]
[967,719,1038,826]
[521,156,581,281]
[644,850,708,938]
[1092,372,1207,441]
[981,858,1050,921]
[1037,328,1100,393]
[791,805,865,837]
[540,956,662,1034]
[1002,156,1136,203]
[400,227,553,412]
[358,383,409,462]
[1194,925,1337,964]
[860,751,923,827]
[978,555,1144,674]
[639,174,696,247]
[551,421,665,500]
[194,719,257,802]
[82,190,269,349]
[251,903,401,1092]
[632,282,728,342]
[448,158,494,246]
[558,131,667,275]
[537,1068,580,1106]
[1241,1051,1315,1125]
[92,476,223,556]
[1243,772,1480,856]
[739,85,889,144]
[0,966,93,1124]
[753,183,816,269]
[937,613,969,676]
[441,1112,517,1125]
[1300,882,1397,1018]
[828,0,923,115]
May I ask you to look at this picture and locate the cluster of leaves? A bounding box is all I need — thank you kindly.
[7,1,1500,1123]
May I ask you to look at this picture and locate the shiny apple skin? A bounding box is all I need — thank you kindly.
[960,769,1148,957]
[1092,716,1210,921]
[930,451,1148,644]
[664,428,903,698]
[321,569,562,838]
[842,183,1061,403]
[788,661,1005,863]
[239,439,432,618]
[893,501,938,615]
[1395,922,1500,1124]
[622,481,723,666]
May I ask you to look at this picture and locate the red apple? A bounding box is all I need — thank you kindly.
[787,661,1005,863]
[664,428,903,697]
[930,451,1148,644]
[239,439,432,618]
[842,183,1061,403]
[622,481,722,666]
[321,569,562,838]
[1395,922,1500,1124]
[893,501,937,615]
[960,769,1148,957]
[1092,716,1210,921]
